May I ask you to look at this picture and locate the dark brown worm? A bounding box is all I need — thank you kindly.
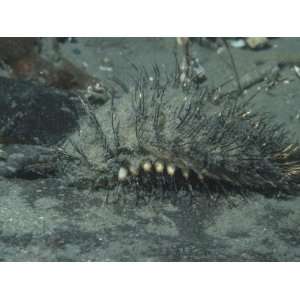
[71,65,300,201]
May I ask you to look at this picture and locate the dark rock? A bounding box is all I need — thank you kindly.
[0,144,60,179]
[0,76,79,144]
[0,37,40,64]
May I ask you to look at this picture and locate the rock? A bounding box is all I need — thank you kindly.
[0,144,60,179]
[0,38,40,64]
[246,37,270,49]
[0,76,79,145]
[0,38,116,106]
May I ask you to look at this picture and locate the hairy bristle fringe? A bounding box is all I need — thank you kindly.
[71,62,300,206]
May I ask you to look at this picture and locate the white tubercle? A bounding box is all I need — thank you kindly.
[166,164,176,176]
[142,161,152,172]
[129,165,139,176]
[118,167,128,181]
[154,161,164,173]
[182,169,189,179]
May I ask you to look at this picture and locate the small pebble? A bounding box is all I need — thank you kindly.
[294,65,300,78]
[217,47,225,55]
[103,57,111,64]
[246,37,269,49]
[99,66,113,72]
[230,39,246,48]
